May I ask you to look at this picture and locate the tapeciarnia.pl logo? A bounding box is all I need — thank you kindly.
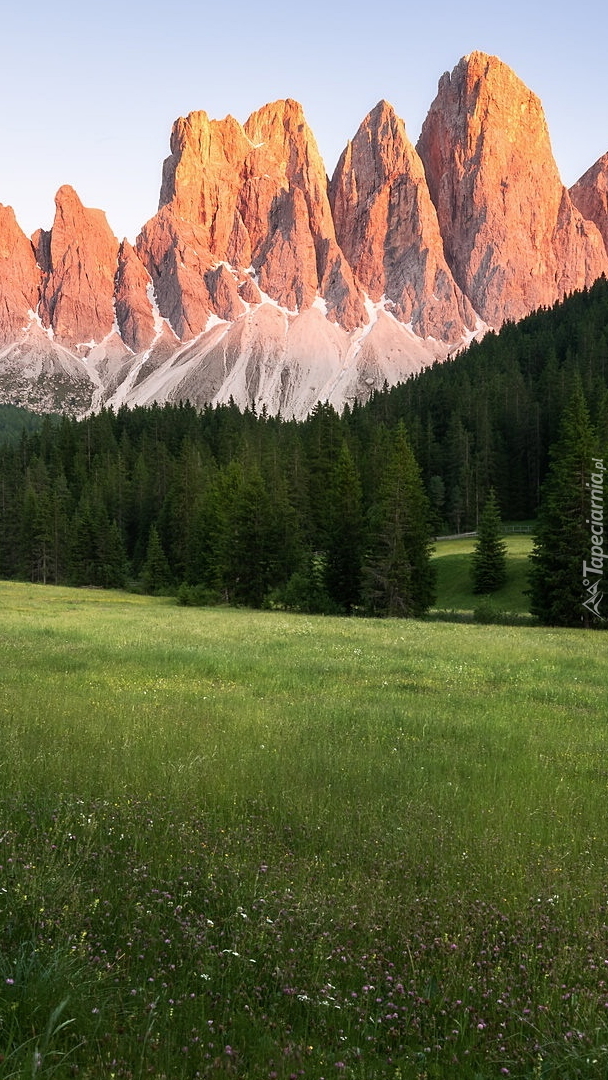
[582,457,606,621]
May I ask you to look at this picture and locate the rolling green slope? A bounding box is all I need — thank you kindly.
[433,533,534,614]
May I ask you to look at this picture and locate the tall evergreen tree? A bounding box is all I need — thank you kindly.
[68,500,99,586]
[47,470,71,584]
[471,487,507,594]
[20,481,53,584]
[528,380,600,626]
[97,518,130,589]
[142,525,173,595]
[219,462,281,607]
[363,424,435,617]
[326,441,364,613]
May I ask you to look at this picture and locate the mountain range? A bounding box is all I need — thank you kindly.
[1,51,607,418]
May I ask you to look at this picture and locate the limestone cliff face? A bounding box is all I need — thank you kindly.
[114,240,158,354]
[570,152,608,256]
[330,100,476,341]
[0,205,41,342]
[141,99,366,333]
[137,206,215,340]
[2,54,608,418]
[158,110,253,263]
[38,185,121,347]
[243,99,366,328]
[416,52,608,326]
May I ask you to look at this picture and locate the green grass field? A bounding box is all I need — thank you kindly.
[1,577,607,1079]
[432,534,533,616]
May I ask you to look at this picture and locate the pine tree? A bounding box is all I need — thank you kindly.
[67,500,99,586]
[142,525,173,595]
[471,488,507,594]
[528,380,600,627]
[220,462,290,608]
[49,471,72,585]
[20,481,53,584]
[0,447,20,579]
[97,519,130,589]
[305,402,343,550]
[325,441,364,613]
[363,424,436,617]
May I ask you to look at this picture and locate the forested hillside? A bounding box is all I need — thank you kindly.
[1,278,607,613]
[0,404,46,444]
[367,276,608,525]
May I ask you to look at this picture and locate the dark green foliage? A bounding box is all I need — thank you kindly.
[277,550,338,614]
[0,404,50,445]
[1,277,607,618]
[219,462,282,607]
[67,501,99,587]
[428,474,446,533]
[20,475,53,584]
[471,488,508,594]
[142,526,173,595]
[528,380,599,626]
[363,276,608,528]
[325,441,364,612]
[363,425,436,617]
[98,519,130,589]
[176,582,216,607]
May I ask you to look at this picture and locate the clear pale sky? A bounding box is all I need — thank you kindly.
[2,0,607,243]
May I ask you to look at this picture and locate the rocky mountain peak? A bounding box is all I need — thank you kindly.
[570,152,608,256]
[416,53,608,326]
[38,185,121,348]
[1,53,607,419]
[140,96,367,334]
[0,205,41,342]
[330,98,477,340]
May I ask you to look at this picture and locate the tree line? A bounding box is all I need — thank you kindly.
[0,401,435,617]
[1,276,607,622]
[368,276,608,529]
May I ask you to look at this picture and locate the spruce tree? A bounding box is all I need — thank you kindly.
[98,519,130,589]
[528,380,600,626]
[68,500,99,586]
[363,424,436,617]
[20,481,53,584]
[471,488,507,594]
[142,525,172,595]
[220,462,284,608]
[326,441,364,613]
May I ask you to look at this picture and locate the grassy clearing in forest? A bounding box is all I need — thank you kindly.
[432,534,533,617]
[1,581,607,1079]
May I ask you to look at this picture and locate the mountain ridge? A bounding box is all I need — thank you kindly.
[1,51,607,418]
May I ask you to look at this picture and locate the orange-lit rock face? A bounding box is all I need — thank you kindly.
[0,205,41,341]
[137,205,215,340]
[2,54,608,419]
[330,100,476,341]
[114,240,157,354]
[149,99,366,330]
[159,110,253,264]
[570,152,608,256]
[39,185,120,346]
[417,53,608,326]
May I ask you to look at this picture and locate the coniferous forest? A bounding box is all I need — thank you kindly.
[1,277,608,617]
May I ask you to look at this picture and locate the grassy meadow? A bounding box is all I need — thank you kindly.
[432,533,534,617]
[1,569,608,1079]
